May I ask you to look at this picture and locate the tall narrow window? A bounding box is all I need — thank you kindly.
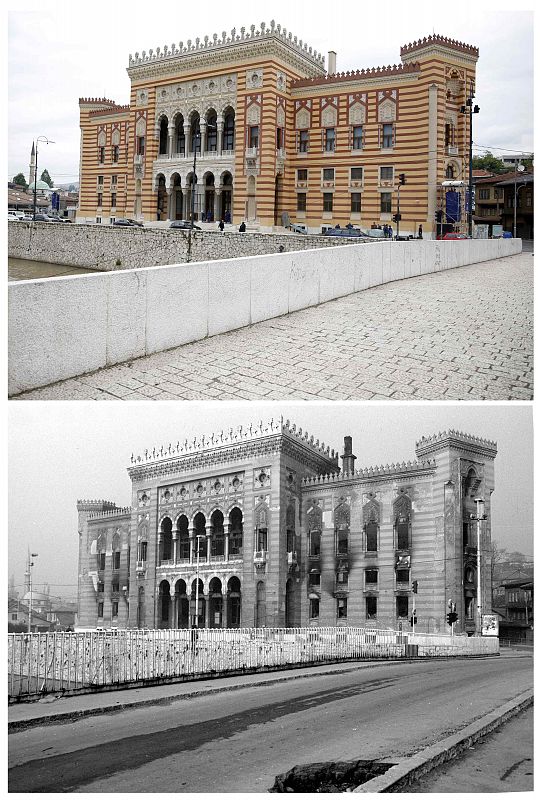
[112,145,119,163]
[366,596,377,619]
[352,125,363,150]
[381,123,394,149]
[299,130,309,152]
[323,193,333,213]
[297,193,306,212]
[380,193,392,214]
[310,598,320,619]
[351,193,362,213]
[99,147,105,163]
[136,136,145,156]
[337,598,347,618]
[396,596,409,618]
[325,128,335,151]
[249,126,259,149]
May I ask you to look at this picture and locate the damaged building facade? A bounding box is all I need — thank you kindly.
[77,420,495,634]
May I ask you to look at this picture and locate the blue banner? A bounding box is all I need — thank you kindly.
[445,190,461,223]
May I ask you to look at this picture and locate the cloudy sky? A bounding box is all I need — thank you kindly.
[7,0,534,185]
[9,403,533,603]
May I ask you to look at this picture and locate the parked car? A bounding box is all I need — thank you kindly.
[170,220,201,230]
[323,226,364,238]
[127,218,144,227]
[47,216,64,222]
[8,211,24,221]
[32,213,52,222]
[113,218,140,227]
[360,228,385,239]
[289,223,307,234]
[442,232,469,240]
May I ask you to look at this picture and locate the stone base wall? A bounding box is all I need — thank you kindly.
[8,221,363,271]
[8,237,521,395]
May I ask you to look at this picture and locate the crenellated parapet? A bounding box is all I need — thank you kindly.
[128,20,325,70]
[302,459,436,486]
[401,34,479,60]
[87,506,132,521]
[77,499,119,512]
[130,417,338,466]
[415,430,497,459]
[292,62,421,89]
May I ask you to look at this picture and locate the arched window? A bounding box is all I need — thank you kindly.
[206,110,218,151]
[97,532,106,571]
[160,517,173,562]
[229,507,243,556]
[334,502,350,555]
[255,504,268,553]
[223,109,235,151]
[211,510,225,558]
[137,586,145,628]
[112,531,121,571]
[175,579,189,629]
[175,114,185,155]
[286,505,295,553]
[190,578,205,628]
[190,112,201,153]
[193,512,207,560]
[227,576,241,627]
[285,578,294,627]
[159,580,170,625]
[255,581,266,627]
[177,515,190,560]
[394,495,412,550]
[363,499,380,553]
[208,577,223,627]
[159,117,169,155]
[446,163,455,179]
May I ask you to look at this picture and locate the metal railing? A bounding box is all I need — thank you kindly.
[8,626,499,701]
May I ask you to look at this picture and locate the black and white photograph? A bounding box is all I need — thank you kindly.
[7,0,534,794]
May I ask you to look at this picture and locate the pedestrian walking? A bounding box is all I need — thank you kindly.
[418,224,423,239]
[239,221,246,232]
[218,219,225,232]
[388,225,393,239]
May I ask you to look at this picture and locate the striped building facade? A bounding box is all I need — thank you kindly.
[76,421,495,635]
[77,25,478,235]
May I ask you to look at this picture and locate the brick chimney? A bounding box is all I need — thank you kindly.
[341,436,356,475]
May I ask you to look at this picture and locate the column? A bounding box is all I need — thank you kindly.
[206,528,211,564]
[166,189,173,221]
[224,525,230,561]
[199,123,206,157]
[170,592,176,629]
[157,533,163,565]
[172,533,178,564]
[185,125,191,158]
[215,188,222,222]
[189,527,195,563]
[204,593,210,628]
[222,592,228,629]
[217,119,224,155]
[168,125,174,158]
[182,188,188,220]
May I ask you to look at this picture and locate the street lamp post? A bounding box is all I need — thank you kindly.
[27,553,38,633]
[189,123,218,228]
[33,136,55,221]
[459,83,479,238]
[472,498,487,636]
[513,161,526,239]
[193,534,204,628]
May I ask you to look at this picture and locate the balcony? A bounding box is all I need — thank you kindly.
[134,155,144,165]
[446,145,459,156]
[287,551,298,567]
[245,147,259,158]
[253,550,267,564]
[379,179,394,188]
[136,560,146,575]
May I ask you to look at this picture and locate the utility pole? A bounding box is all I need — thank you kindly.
[472,498,487,635]
[27,552,38,633]
[459,82,479,237]
[513,160,526,238]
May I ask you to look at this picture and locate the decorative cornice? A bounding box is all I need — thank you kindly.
[415,430,497,459]
[302,459,436,488]
[77,499,119,511]
[292,62,421,89]
[87,507,132,521]
[401,34,479,60]
[128,21,325,71]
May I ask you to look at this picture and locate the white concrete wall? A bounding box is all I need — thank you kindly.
[9,238,522,395]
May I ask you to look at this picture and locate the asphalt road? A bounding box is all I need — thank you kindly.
[8,654,532,793]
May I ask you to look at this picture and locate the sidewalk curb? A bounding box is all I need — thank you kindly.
[353,689,534,792]
[7,659,393,733]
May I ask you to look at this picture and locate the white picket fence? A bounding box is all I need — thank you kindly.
[8,627,499,700]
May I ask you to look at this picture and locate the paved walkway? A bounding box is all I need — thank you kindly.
[15,252,533,401]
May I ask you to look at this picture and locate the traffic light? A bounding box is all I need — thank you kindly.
[409,614,417,627]
[392,213,401,223]
[446,611,458,625]
[399,173,406,185]
[412,580,418,594]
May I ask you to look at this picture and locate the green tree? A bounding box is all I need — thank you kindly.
[471,152,508,174]
[12,172,28,189]
[40,169,53,187]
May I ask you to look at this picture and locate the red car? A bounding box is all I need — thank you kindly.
[442,232,469,240]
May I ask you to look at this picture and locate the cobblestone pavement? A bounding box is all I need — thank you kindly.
[14,252,533,401]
